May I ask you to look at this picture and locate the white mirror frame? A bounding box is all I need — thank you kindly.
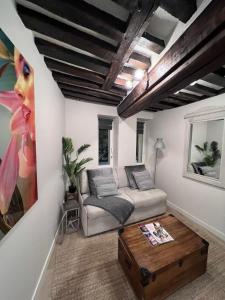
[183,106,225,189]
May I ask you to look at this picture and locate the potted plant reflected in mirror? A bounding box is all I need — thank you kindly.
[193,141,221,178]
[62,137,93,195]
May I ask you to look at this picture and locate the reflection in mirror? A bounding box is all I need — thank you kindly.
[188,120,223,180]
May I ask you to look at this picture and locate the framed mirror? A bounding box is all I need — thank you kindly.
[183,107,225,188]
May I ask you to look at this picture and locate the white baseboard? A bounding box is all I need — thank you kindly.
[31,220,62,300]
[168,201,225,242]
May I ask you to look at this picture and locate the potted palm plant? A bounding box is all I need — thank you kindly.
[195,141,221,167]
[62,137,93,193]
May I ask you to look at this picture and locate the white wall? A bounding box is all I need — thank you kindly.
[207,119,224,151]
[65,100,154,187]
[0,1,65,299]
[190,122,207,162]
[151,94,225,241]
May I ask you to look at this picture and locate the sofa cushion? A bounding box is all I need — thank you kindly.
[82,189,133,220]
[93,176,118,198]
[87,167,113,195]
[132,170,154,191]
[120,187,167,209]
[80,168,119,194]
[125,164,146,189]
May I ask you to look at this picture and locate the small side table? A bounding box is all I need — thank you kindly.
[63,200,80,233]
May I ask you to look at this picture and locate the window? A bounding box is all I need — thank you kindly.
[98,118,113,165]
[136,121,145,163]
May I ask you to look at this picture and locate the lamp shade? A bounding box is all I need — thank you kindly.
[154,138,165,150]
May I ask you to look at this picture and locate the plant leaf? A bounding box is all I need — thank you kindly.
[77,144,91,155]
[203,142,208,151]
[74,157,93,175]
[210,141,218,151]
[0,41,11,60]
[195,145,204,152]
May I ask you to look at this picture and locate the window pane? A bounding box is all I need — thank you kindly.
[99,128,110,165]
[136,121,144,163]
[188,119,224,179]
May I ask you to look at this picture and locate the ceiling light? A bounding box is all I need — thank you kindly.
[125,80,133,90]
[190,81,197,86]
[175,91,179,94]
[134,69,145,80]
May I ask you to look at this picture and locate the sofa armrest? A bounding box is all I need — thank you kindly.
[78,192,91,206]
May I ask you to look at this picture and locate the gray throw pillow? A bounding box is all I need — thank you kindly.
[87,168,113,195]
[125,165,146,189]
[93,176,118,198]
[132,170,154,191]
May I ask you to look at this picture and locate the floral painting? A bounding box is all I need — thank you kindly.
[0,29,37,240]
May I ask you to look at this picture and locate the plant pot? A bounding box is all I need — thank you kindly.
[69,185,76,193]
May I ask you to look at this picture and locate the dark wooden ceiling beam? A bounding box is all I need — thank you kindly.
[115,77,127,86]
[44,58,105,85]
[161,97,190,106]
[202,73,225,88]
[23,0,125,42]
[149,103,174,110]
[118,0,225,118]
[141,32,165,54]
[52,71,125,98]
[53,72,101,89]
[214,67,225,77]
[127,58,149,70]
[62,90,119,106]
[112,0,139,12]
[58,83,122,102]
[160,0,197,23]
[35,38,109,76]
[111,85,127,97]
[17,4,116,62]
[170,94,197,103]
[102,0,160,90]
[130,52,150,65]
[174,92,205,101]
[122,66,136,75]
[145,108,161,112]
[185,83,218,97]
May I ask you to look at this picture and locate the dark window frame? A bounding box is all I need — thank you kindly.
[136,121,145,163]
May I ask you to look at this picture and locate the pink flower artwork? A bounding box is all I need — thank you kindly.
[0,29,37,236]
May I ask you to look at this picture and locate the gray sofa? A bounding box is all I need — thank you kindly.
[79,168,167,236]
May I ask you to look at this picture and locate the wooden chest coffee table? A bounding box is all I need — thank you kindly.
[118,214,208,300]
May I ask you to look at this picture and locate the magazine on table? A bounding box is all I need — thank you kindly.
[139,222,174,246]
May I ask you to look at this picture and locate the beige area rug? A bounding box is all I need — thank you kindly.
[51,213,225,300]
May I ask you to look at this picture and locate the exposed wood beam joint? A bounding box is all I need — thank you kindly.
[102,0,160,90]
[118,0,225,118]
[141,32,165,54]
